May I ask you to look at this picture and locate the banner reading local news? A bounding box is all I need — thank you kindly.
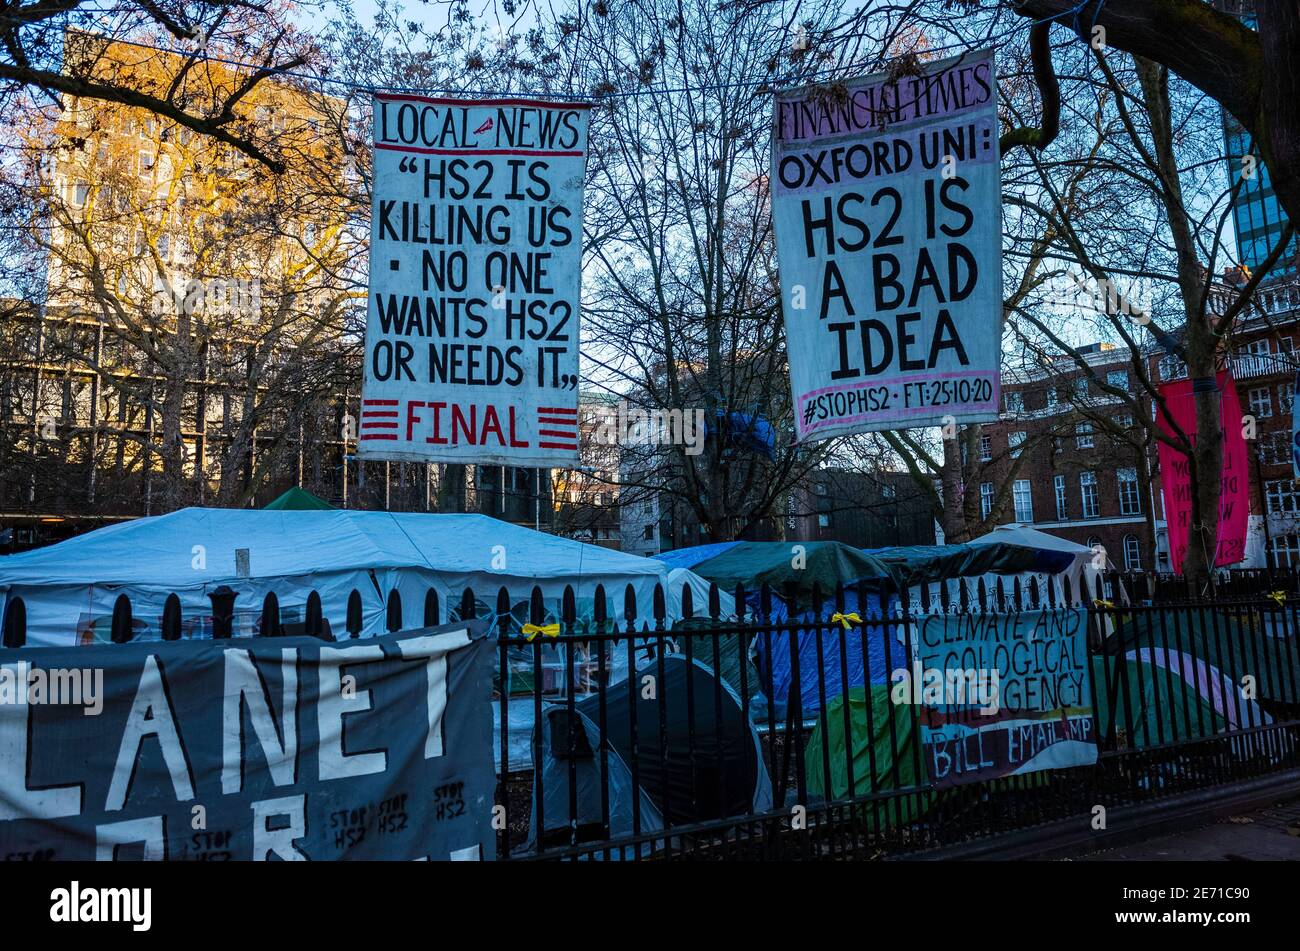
[0,621,494,860]
[361,95,590,466]
[772,49,1004,441]
[905,608,1097,788]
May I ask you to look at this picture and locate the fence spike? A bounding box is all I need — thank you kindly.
[306,590,325,640]
[385,589,403,633]
[1,596,25,649]
[162,593,182,642]
[562,585,577,627]
[263,591,282,637]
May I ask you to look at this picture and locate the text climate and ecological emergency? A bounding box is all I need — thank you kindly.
[772,49,1004,441]
[361,95,591,467]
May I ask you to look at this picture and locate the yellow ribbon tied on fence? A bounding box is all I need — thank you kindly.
[830,612,862,630]
[1268,591,1287,606]
[521,623,561,641]
[1093,598,1114,609]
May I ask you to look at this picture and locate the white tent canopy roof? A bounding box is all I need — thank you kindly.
[0,508,724,647]
[968,523,1095,555]
[0,508,669,589]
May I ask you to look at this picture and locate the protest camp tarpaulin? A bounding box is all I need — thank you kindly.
[771,49,1004,442]
[360,95,590,467]
[0,621,495,860]
[1156,371,1249,570]
[905,608,1097,788]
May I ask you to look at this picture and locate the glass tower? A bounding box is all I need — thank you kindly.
[1219,0,1297,276]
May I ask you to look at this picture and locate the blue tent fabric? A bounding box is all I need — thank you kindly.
[751,587,903,719]
[652,542,741,572]
[703,411,777,459]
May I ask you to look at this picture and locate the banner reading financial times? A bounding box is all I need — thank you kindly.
[772,50,1003,441]
[0,621,494,860]
[902,608,1097,788]
[361,95,589,467]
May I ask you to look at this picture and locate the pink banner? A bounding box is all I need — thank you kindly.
[1156,371,1249,572]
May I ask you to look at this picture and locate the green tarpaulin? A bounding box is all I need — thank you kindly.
[687,541,893,601]
[805,685,933,827]
[685,540,1079,599]
[263,487,335,510]
[1090,656,1221,747]
[1111,610,1300,705]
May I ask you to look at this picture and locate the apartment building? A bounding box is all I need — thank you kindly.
[977,343,1159,571]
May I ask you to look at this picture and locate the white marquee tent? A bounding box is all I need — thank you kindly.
[0,508,728,647]
[967,523,1112,603]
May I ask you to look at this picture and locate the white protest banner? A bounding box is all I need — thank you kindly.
[771,49,1003,441]
[361,94,590,466]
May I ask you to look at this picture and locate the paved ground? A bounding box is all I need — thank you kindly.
[1075,797,1300,860]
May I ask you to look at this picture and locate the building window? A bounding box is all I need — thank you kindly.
[1265,479,1300,514]
[1123,534,1142,570]
[1054,474,1067,520]
[882,483,896,499]
[72,183,89,207]
[1117,467,1141,516]
[1248,386,1274,419]
[1080,471,1099,518]
[817,514,830,528]
[979,434,992,461]
[1280,383,1295,413]
[980,482,994,520]
[1106,370,1129,390]
[1072,378,1087,399]
[1271,534,1300,568]
[1008,431,1026,458]
[1013,480,1033,523]
[1075,423,1094,449]
[1005,392,1024,414]
[1159,356,1187,380]
[1262,430,1291,466]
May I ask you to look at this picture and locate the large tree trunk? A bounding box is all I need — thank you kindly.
[1009,0,1300,225]
[159,361,188,512]
[940,434,969,543]
[1137,57,1222,579]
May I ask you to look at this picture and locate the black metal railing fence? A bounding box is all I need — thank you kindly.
[2,569,1298,860]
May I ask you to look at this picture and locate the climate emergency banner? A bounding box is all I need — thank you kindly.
[1156,371,1249,571]
[361,94,590,466]
[903,608,1097,788]
[0,621,494,860]
[772,49,1003,441]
